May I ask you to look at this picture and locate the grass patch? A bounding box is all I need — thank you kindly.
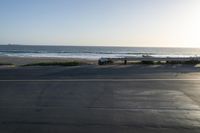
[23,61,82,66]
[130,60,200,65]
[166,60,200,65]
[0,62,13,66]
[131,61,160,65]
[140,61,155,65]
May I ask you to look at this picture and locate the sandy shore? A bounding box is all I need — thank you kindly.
[0,56,98,66]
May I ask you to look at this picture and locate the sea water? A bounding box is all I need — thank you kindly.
[0,45,200,59]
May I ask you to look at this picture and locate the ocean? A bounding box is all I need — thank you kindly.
[0,45,200,59]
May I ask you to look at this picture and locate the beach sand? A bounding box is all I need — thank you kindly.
[0,56,97,66]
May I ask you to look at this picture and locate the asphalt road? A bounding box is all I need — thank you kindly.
[1,65,200,133]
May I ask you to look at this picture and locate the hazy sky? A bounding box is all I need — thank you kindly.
[0,0,200,47]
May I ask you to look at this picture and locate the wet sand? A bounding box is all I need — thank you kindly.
[0,56,97,66]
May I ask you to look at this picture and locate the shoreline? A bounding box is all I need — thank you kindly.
[0,55,98,66]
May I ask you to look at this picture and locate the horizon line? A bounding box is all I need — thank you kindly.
[0,43,200,49]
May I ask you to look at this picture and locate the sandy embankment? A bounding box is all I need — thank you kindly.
[0,56,98,66]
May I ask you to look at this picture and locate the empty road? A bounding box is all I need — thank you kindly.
[1,65,200,133]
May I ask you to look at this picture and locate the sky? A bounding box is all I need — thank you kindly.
[0,0,200,47]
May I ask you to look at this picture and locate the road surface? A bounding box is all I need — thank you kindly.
[0,65,200,133]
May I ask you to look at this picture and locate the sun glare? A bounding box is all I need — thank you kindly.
[177,1,200,47]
